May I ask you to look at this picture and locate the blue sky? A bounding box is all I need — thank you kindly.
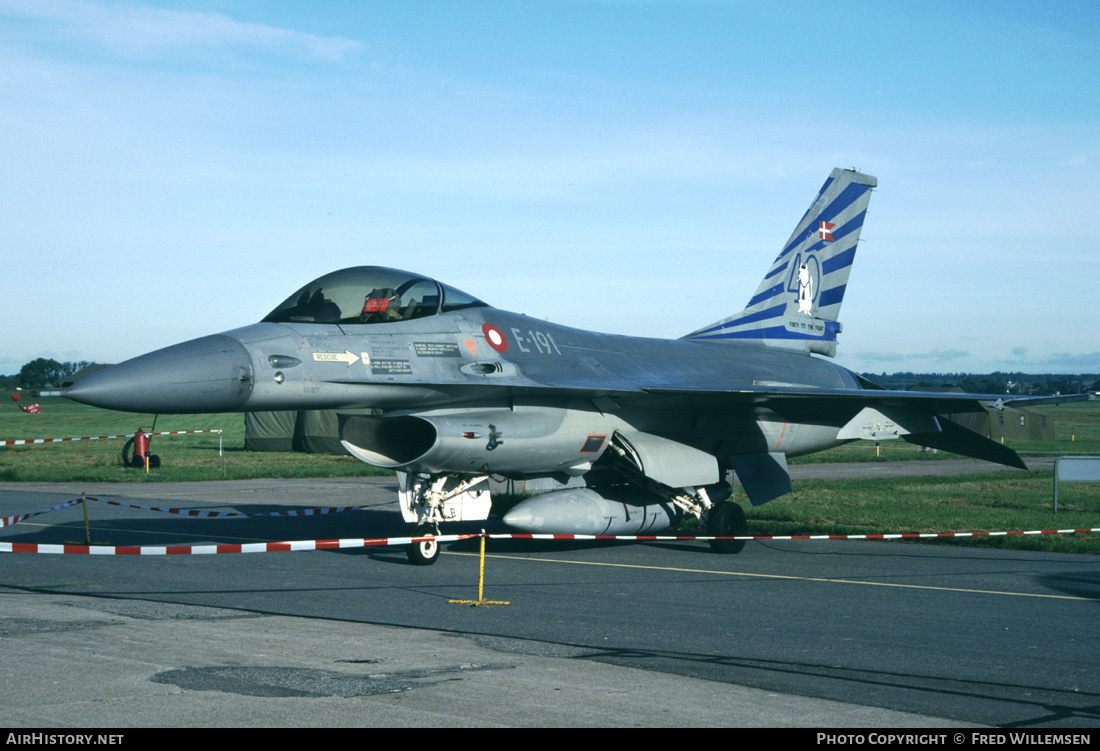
[2,0,1098,377]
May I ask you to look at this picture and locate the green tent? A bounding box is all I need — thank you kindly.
[947,405,1054,442]
[245,410,381,454]
[912,387,1054,441]
[243,410,297,452]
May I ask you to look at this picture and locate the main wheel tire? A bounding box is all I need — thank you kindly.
[708,502,747,554]
[406,525,440,566]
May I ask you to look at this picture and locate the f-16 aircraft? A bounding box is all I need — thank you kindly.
[66,168,1049,564]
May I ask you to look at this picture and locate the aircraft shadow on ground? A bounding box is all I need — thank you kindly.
[564,640,1100,728]
[0,506,410,547]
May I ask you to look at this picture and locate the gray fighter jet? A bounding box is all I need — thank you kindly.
[65,168,1049,564]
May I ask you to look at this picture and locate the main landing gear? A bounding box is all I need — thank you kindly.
[706,501,747,554]
[602,439,748,554]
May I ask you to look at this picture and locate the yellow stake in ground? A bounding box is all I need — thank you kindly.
[449,532,510,607]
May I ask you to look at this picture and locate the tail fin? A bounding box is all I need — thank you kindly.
[683,168,876,357]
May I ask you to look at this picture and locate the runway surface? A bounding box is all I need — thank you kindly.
[1,465,1097,728]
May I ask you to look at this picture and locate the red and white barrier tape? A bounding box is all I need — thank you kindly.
[0,499,83,528]
[4,496,1098,554]
[487,530,1100,542]
[0,534,477,556]
[1,429,222,447]
[3,528,1098,555]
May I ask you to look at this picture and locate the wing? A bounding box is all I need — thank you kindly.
[646,388,1086,471]
[330,371,1082,472]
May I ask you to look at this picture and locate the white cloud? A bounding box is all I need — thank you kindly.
[0,0,362,61]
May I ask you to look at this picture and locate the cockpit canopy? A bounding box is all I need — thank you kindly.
[263,266,486,325]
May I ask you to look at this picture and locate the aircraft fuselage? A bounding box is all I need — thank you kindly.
[67,305,859,472]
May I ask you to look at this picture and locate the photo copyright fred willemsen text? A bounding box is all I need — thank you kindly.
[817,734,1091,746]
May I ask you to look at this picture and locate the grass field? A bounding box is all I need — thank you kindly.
[3,395,1098,553]
[745,471,1100,555]
[0,396,387,483]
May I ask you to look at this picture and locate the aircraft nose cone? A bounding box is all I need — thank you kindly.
[65,335,254,413]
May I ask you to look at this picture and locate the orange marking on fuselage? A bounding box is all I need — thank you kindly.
[773,421,787,450]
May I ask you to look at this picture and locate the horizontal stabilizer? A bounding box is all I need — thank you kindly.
[903,417,1027,470]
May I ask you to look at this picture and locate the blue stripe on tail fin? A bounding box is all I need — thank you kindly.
[682,168,876,357]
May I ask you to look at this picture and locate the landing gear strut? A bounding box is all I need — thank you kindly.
[602,438,748,554]
[398,473,491,566]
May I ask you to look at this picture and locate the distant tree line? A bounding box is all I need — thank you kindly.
[861,371,1100,396]
[2,358,92,389]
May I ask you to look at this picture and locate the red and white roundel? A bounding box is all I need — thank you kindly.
[482,323,508,353]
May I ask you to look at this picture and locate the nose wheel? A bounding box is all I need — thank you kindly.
[407,524,440,566]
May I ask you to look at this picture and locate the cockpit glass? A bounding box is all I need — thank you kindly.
[262,267,486,325]
[440,282,487,313]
